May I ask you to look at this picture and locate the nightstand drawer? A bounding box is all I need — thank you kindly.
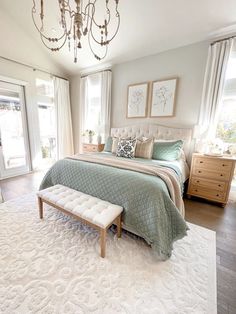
[194,157,233,171]
[192,168,231,181]
[82,143,104,153]
[83,144,97,152]
[188,153,236,206]
[191,177,226,191]
[189,185,226,202]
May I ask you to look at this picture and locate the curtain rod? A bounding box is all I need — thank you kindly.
[211,34,236,45]
[0,55,68,81]
[81,68,111,78]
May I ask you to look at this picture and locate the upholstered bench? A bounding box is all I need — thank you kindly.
[37,185,123,258]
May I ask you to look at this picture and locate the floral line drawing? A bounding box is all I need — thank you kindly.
[127,83,148,118]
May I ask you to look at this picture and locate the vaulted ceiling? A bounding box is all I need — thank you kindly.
[1,0,236,76]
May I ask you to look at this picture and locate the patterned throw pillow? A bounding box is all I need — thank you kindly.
[152,140,183,161]
[116,139,137,158]
[135,138,154,159]
[112,137,131,154]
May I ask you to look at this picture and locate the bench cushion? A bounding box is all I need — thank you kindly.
[37,185,123,228]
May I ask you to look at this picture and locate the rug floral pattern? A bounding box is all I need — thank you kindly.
[0,194,216,314]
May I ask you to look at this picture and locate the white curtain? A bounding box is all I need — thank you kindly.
[54,77,74,159]
[79,76,88,152]
[195,38,234,139]
[80,70,112,151]
[100,71,112,139]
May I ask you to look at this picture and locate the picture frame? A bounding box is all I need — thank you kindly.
[127,82,149,118]
[150,78,177,117]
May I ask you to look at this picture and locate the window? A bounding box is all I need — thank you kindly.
[84,74,102,138]
[36,78,57,167]
[81,71,111,147]
[216,51,236,146]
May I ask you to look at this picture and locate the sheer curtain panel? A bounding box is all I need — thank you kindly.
[101,71,112,139]
[195,38,234,139]
[54,77,74,159]
[80,70,112,151]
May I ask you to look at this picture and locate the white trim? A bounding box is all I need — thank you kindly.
[0,81,31,178]
[80,63,112,77]
[0,75,28,86]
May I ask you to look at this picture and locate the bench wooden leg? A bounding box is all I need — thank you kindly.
[100,228,106,258]
[38,197,43,219]
[116,214,122,238]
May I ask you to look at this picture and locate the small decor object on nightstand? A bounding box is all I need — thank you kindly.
[82,130,95,144]
[187,153,236,207]
[83,143,105,153]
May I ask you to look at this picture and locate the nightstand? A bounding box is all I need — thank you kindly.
[187,153,236,206]
[82,143,105,153]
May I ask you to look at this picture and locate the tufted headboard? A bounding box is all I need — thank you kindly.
[111,124,193,162]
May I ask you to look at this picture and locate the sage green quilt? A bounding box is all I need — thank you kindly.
[40,157,188,260]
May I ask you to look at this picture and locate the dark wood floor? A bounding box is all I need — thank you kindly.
[1,171,236,314]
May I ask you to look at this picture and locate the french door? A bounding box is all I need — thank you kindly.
[0,81,31,179]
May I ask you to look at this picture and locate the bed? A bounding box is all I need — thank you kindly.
[40,124,193,260]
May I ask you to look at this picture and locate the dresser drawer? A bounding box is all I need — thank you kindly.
[192,167,231,181]
[189,185,226,202]
[194,157,233,172]
[191,177,226,191]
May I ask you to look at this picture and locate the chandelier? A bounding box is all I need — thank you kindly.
[32,0,120,63]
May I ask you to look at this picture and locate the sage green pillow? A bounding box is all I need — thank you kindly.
[152,140,183,161]
[104,136,113,152]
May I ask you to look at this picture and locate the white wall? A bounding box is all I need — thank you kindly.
[111,41,209,128]
[0,9,64,75]
[68,41,209,151]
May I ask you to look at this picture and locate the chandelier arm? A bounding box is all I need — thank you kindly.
[88,27,108,60]
[89,12,120,46]
[32,9,68,41]
[40,32,68,51]
[83,2,106,29]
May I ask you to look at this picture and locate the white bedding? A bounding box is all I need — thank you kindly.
[96,152,190,183]
[151,159,190,183]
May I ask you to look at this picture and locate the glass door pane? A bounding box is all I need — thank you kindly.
[0,81,30,178]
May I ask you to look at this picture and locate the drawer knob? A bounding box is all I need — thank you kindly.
[196,180,199,183]
[218,184,221,187]
[195,189,198,192]
[222,164,226,167]
[200,161,203,163]
[216,194,219,197]
[198,171,202,173]
[220,174,223,176]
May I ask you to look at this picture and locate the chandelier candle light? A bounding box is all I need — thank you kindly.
[32,0,120,63]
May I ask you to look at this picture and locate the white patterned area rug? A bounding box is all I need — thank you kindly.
[0,194,216,314]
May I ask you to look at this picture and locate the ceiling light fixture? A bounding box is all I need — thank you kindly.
[32,0,120,63]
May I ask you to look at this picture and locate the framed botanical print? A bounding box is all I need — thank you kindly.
[127,82,149,118]
[150,78,177,117]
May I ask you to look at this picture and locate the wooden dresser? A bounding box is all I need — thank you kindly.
[187,153,236,206]
[82,143,104,153]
